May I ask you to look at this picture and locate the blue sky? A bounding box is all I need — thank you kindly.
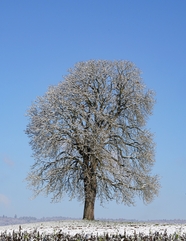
[1,0,186,220]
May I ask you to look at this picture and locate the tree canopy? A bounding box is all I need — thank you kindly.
[26,60,160,220]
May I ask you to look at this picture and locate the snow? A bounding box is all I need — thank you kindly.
[0,220,186,236]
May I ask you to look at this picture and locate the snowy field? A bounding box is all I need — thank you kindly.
[0,220,186,236]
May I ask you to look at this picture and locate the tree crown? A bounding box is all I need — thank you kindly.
[26,60,159,207]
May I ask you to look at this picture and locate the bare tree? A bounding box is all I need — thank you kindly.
[25,60,160,220]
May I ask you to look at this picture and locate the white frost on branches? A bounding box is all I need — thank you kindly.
[26,60,160,206]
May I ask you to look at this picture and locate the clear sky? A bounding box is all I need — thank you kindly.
[1,0,186,221]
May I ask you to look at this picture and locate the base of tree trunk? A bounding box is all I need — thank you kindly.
[83,199,95,220]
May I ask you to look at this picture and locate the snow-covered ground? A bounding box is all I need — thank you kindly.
[0,220,186,236]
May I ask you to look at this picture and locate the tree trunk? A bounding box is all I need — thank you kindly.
[83,194,96,220]
[83,164,97,220]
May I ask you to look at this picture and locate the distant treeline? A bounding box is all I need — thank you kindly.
[0,216,74,226]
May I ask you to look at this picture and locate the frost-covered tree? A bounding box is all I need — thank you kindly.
[25,60,160,220]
